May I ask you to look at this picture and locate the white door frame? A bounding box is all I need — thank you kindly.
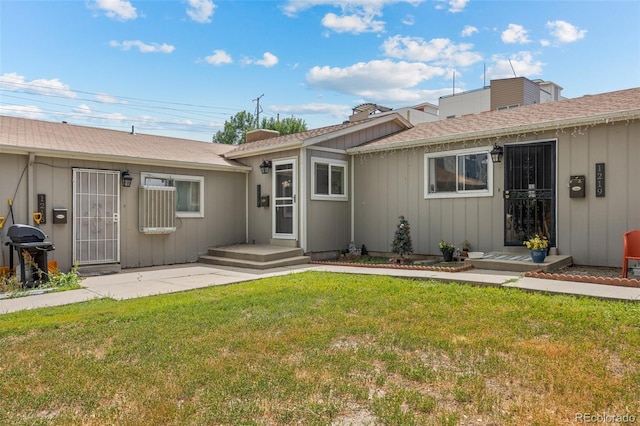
[272,157,297,240]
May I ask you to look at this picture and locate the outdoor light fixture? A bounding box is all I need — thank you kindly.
[121,170,133,187]
[259,160,272,174]
[490,143,504,163]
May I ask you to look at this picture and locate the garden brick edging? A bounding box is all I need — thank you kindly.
[524,270,640,288]
[309,260,475,273]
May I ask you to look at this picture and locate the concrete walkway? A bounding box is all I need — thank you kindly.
[1,263,638,314]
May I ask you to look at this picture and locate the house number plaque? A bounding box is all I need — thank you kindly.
[595,163,605,197]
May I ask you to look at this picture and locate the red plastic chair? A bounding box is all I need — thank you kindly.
[622,230,640,278]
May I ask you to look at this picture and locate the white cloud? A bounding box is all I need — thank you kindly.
[282,0,423,34]
[282,0,424,17]
[461,25,478,37]
[74,104,92,114]
[91,0,137,21]
[434,0,469,13]
[246,52,279,67]
[402,14,415,26]
[0,72,77,98]
[306,59,446,97]
[109,40,175,53]
[203,49,233,65]
[0,104,44,120]
[486,52,544,80]
[501,24,530,44]
[186,0,216,23]
[321,11,385,33]
[94,93,126,104]
[382,35,482,67]
[546,20,586,44]
[447,0,469,13]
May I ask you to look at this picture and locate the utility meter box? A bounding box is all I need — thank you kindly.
[569,175,585,198]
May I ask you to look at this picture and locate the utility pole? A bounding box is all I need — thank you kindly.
[253,94,264,128]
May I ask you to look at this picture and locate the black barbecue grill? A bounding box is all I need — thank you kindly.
[5,224,55,287]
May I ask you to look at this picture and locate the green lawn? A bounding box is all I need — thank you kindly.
[0,271,638,425]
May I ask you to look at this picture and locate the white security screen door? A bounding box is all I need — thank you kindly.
[272,158,297,240]
[72,168,121,264]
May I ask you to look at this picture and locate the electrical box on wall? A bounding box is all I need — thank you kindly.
[569,175,585,198]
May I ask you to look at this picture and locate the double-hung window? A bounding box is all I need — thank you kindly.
[141,172,204,217]
[424,148,493,198]
[311,157,348,201]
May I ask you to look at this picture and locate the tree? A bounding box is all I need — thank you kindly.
[213,111,256,145]
[260,116,307,135]
[213,112,308,145]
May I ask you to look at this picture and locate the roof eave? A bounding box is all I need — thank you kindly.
[0,146,252,173]
[302,113,413,148]
[347,109,640,155]
[224,140,302,159]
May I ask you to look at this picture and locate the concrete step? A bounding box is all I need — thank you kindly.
[466,253,573,273]
[198,254,310,270]
[206,245,304,263]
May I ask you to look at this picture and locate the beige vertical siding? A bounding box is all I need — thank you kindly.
[0,154,247,272]
[353,120,640,267]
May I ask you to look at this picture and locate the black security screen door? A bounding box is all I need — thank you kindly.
[503,141,556,247]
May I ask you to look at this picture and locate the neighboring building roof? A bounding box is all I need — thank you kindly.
[0,116,250,172]
[225,113,412,159]
[349,87,640,154]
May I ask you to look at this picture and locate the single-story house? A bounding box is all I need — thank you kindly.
[1,86,639,274]
[0,117,250,273]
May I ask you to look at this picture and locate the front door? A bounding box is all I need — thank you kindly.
[72,168,121,264]
[503,141,556,247]
[272,158,297,240]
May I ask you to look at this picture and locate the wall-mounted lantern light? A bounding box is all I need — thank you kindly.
[121,170,133,187]
[490,144,504,163]
[259,160,272,175]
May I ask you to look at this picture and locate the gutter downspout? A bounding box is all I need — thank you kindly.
[350,155,355,244]
[300,147,307,252]
[28,152,35,226]
[245,172,249,243]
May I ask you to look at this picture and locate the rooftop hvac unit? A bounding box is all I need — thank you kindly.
[139,185,176,234]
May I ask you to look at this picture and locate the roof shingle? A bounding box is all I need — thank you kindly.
[0,116,247,171]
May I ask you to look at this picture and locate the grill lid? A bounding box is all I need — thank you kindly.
[7,224,48,243]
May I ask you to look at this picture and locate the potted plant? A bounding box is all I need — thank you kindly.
[439,240,456,262]
[524,235,549,263]
[461,240,471,257]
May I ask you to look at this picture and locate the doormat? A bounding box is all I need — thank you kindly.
[482,253,532,262]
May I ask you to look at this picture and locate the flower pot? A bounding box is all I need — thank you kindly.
[529,249,546,263]
[442,251,454,262]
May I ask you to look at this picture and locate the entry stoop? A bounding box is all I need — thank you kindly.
[199,244,310,270]
[466,252,573,273]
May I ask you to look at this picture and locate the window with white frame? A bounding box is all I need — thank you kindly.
[311,157,348,200]
[141,172,204,217]
[424,148,493,198]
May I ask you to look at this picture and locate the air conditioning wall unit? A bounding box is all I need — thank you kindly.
[139,185,177,234]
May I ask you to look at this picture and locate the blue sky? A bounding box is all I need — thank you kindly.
[1,0,639,142]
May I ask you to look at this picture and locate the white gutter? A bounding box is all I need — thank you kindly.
[347,109,640,155]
